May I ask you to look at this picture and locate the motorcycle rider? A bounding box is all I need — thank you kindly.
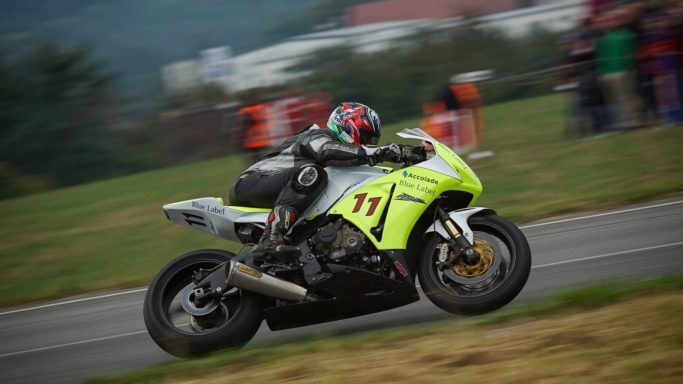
[229,102,404,257]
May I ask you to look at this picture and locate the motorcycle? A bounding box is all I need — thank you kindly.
[143,128,531,357]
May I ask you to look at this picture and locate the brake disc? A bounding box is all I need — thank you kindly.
[443,236,502,285]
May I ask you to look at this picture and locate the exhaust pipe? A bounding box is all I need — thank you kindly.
[225,260,308,302]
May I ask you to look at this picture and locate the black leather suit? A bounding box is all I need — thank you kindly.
[229,125,371,214]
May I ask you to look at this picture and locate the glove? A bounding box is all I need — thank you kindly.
[373,143,403,164]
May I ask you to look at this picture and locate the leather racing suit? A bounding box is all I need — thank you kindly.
[229,124,383,253]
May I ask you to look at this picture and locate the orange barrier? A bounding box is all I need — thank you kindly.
[238,104,273,150]
[422,82,483,152]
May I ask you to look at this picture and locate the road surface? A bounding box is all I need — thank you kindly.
[1,199,682,383]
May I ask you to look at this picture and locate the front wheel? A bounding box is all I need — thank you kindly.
[143,249,264,357]
[418,214,531,316]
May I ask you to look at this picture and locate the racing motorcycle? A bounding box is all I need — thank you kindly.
[143,128,531,357]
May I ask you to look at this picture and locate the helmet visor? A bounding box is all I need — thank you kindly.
[360,130,380,146]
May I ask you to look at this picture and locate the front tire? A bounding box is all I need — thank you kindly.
[418,214,531,315]
[143,249,264,357]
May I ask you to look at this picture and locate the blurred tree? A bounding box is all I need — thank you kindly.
[1,0,320,117]
[294,26,562,122]
[0,44,118,189]
[165,83,234,111]
[286,45,355,73]
[0,53,53,197]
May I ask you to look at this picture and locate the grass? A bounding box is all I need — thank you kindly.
[1,94,683,307]
[83,277,683,384]
[477,275,683,325]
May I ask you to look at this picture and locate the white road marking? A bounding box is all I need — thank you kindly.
[2,241,681,358]
[0,330,148,358]
[0,288,148,316]
[531,241,683,269]
[1,200,681,317]
[520,200,683,229]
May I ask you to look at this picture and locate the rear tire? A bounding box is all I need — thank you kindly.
[418,214,531,315]
[143,249,264,357]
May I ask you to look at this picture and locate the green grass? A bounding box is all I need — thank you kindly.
[476,275,683,325]
[1,94,683,307]
[83,277,683,384]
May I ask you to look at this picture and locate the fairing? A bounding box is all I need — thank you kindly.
[328,128,483,250]
[424,207,496,244]
[163,128,485,250]
[163,198,270,242]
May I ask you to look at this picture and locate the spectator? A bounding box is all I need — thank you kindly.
[637,13,664,122]
[236,103,274,162]
[652,4,683,125]
[596,9,643,130]
[567,16,610,136]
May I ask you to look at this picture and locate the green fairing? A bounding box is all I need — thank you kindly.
[227,206,271,213]
[434,141,482,190]
[330,143,482,250]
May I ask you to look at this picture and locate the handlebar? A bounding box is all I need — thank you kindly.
[399,144,428,165]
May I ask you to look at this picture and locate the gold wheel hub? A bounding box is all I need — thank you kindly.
[452,238,495,277]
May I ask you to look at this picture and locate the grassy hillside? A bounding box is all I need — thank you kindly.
[85,278,683,383]
[1,94,682,308]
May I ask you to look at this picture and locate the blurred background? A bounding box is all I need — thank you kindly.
[1,3,682,383]
[1,0,682,308]
[2,0,680,200]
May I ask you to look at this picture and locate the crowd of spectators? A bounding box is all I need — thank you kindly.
[563,0,683,136]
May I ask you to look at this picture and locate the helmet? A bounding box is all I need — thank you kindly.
[326,102,381,146]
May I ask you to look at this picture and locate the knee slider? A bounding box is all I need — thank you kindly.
[292,164,326,193]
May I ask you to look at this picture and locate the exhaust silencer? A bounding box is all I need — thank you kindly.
[225,260,308,302]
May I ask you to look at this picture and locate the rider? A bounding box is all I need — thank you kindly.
[229,102,404,256]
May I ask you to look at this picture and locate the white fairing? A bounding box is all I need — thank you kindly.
[417,151,462,181]
[424,208,493,244]
[396,127,436,142]
[163,198,270,242]
[163,167,386,243]
[398,128,461,181]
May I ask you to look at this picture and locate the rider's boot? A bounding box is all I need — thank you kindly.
[253,206,300,259]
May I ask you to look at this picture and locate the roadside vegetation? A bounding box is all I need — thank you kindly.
[84,277,683,384]
[2,17,562,201]
[1,94,682,308]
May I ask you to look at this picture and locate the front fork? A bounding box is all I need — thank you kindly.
[435,205,481,266]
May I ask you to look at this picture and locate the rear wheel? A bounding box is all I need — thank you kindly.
[418,214,531,315]
[143,249,264,357]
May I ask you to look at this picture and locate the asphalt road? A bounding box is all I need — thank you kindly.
[1,199,682,384]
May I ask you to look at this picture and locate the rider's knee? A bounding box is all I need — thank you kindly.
[292,164,327,194]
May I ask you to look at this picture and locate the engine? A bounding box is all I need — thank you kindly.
[309,220,390,275]
[312,221,366,261]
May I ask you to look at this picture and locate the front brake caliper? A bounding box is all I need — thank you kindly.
[436,206,481,265]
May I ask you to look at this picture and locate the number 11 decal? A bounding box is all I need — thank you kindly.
[352,193,382,216]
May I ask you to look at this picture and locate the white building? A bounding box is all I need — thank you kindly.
[225,20,432,91]
[474,0,585,37]
[162,0,585,93]
[161,60,203,95]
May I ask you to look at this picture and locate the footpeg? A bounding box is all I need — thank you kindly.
[253,245,301,262]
